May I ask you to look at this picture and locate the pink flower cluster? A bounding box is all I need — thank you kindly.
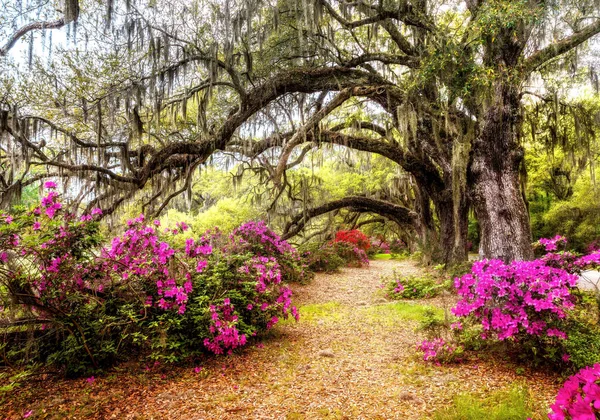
[204,299,248,355]
[99,215,208,314]
[549,363,600,419]
[539,235,568,252]
[232,220,295,255]
[239,256,298,321]
[452,259,578,341]
[417,338,459,364]
[393,280,405,294]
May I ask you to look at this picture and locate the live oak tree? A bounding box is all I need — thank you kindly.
[2,0,600,262]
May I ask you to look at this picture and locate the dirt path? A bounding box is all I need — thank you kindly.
[4,260,560,419]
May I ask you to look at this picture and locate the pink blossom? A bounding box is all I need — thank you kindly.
[44,181,57,189]
[196,260,207,273]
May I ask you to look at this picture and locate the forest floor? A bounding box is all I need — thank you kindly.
[4,259,562,419]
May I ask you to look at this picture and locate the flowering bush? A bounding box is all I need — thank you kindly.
[330,241,369,267]
[452,259,578,341]
[0,188,300,375]
[417,338,462,364]
[300,243,346,273]
[450,236,600,369]
[368,237,391,256]
[389,238,407,253]
[230,221,313,284]
[549,363,600,419]
[334,229,370,251]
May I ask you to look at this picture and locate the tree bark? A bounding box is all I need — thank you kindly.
[471,82,533,261]
[436,196,469,264]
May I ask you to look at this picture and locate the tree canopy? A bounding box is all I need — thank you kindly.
[2,0,600,262]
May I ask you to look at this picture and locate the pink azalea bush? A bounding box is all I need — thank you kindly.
[549,363,600,419]
[230,220,313,284]
[0,187,301,375]
[452,258,578,341]
[417,338,462,364]
[452,236,600,369]
[368,236,391,256]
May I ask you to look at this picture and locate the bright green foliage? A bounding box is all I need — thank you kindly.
[300,243,346,273]
[384,271,446,300]
[433,386,538,420]
[560,317,600,370]
[530,178,600,251]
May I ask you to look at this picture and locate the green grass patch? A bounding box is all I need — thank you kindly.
[432,385,543,420]
[359,302,443,326]
[296,302,347,323]
[372,253,393,260]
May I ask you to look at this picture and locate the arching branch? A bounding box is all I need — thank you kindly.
[282,196,418,240]
[525,18,600,73]
[0,0,79,57]
[1,19,65,57]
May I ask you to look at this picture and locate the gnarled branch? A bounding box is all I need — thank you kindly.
[282,196,418,240]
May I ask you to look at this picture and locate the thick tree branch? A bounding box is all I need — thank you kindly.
[1,19,66,57]
[319,0,432,31]
[344,53,419,69]
[282,196,418,240]
[525,18,600,73]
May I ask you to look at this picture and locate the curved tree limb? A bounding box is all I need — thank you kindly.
[282,196,418,240]
[525,18,600,73]
[1,19,66,57]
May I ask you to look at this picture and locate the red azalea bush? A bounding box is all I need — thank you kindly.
[334,229,370,251]
[0,185,300,376]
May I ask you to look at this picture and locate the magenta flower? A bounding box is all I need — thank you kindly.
[549,364,600,419]
[32,221,41,230]
[44,181,57,189]
[196,260,207,273]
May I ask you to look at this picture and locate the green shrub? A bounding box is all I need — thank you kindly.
[433,386,537,420]
[384,271,445,299]
[558,318,600,370]
[301,243,345,273]
[331,241,369,267]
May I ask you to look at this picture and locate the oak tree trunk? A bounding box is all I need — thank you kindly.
[471,82,533,262]
[437,198,469,264]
